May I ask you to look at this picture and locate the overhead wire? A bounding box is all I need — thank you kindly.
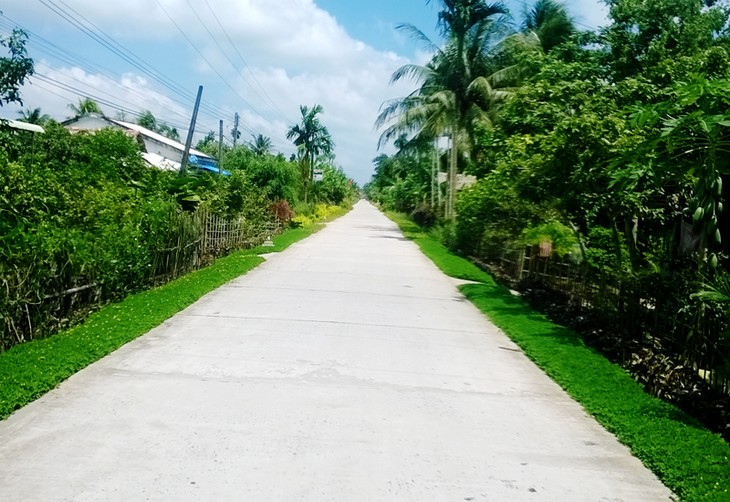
[201,0,294,125]
[0,16,214,130]
[183,0,274,116]
[32,74,187,129]
[152,0,261,136]
[17,4,230,137]
[36,0,194,103]
[26,2,237,125]
[11,1,298,152]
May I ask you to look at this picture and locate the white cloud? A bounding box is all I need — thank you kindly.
[5,0,415,184]
[19,62,190,126]
[565,0,610,30]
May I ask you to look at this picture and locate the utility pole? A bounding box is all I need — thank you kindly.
[218,119,224,175]
[180,85,203,176]
[232,112,239,148]
[431,139,437,210]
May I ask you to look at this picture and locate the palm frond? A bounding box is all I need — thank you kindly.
[390,64,433,85]
[396,23,440,53]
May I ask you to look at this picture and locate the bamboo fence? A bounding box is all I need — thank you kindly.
[2,210,280,349]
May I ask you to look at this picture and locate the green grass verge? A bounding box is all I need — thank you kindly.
[0,222,325,420]
[387,212,730,502]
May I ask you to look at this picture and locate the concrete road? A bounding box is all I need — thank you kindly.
[0,201,673,501]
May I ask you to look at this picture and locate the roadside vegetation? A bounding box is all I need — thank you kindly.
[388,212,730,502]
[370,0,730,446]
[0,222,327,420]
[0,30,359,353]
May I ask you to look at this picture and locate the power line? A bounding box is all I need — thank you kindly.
[152,0,261,135]
[201,0,294,125]
[10,3,293,147]
[1,15,225,130]
[32,77,221,143]
[36,0,193,103]
[34,65,189,128]
[29,1,234,122]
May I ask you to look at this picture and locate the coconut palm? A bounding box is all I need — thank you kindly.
[250,133,273,156]
[67,97,102,117]
[18,107,50,125]
[377,4,509,217]
[522,0,575,53]
[286,104,334,202]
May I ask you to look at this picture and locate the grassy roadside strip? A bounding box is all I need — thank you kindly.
[0,221,329,421]
[387,212,730,502]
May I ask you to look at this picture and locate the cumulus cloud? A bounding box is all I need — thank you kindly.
[565,0,610,30]
[5,0,417,184]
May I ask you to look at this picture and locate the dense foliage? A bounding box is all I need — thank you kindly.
[1,102,357,350]
[370,0,730,441]
[388,211,730,502]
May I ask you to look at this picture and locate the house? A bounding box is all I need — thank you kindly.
[63,114,224,174]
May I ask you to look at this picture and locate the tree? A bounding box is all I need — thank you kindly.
[601,0,729,82]
[522,0,575,54]
[158,123,180,142]
[17,107,50,125]
[286,104,334,202]
[136,110,158,131]
[0,28,34,107]
[196,131,216,150]
[137,110,180,141]
[249,133,272,156]
[377,2,509,217]
[68,97,102,117]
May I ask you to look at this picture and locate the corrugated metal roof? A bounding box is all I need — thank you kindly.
[2,119,45,133]
[110,119,211,159]
[141,152,180,172]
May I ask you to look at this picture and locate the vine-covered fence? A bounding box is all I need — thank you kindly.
[484,247,729,396]
[1,210,280,351]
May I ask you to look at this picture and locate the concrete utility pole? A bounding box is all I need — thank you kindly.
[232,112,239,148]
[218,119,224,175]
[431,140,437,209]
[180,85,203,176]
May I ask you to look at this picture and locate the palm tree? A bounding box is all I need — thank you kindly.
[377,2,509,217]
[522,0,575,53]
[433,0,508,58]
[68,97,102,117]
[286,104,334,202]
[18,107,50,125]
[250,133,272,156]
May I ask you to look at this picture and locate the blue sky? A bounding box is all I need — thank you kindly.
[2,0,607,185]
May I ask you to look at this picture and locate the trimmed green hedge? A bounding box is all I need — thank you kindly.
[387,212,730,502]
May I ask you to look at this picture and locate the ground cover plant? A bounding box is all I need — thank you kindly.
[0,221,328,420]
[388,212,730,502]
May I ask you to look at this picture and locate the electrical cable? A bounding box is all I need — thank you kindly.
[201,0,294,125]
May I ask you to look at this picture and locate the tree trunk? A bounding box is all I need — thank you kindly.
[624,215,640,273]
[448,130,458,219]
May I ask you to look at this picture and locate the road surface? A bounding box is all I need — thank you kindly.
[0,200,672,501]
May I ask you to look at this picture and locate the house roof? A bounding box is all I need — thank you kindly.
[109,119,211,159]
[1,119,45,133]
[141,152,180,172]
[63,114,212,159]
